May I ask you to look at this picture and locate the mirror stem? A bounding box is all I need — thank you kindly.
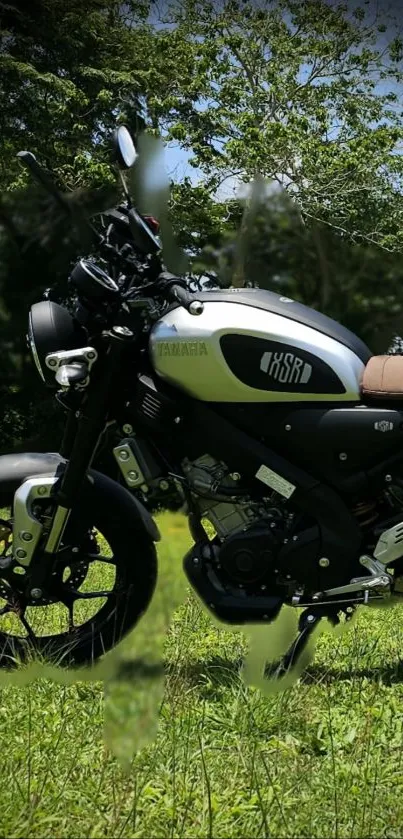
[119,170,132,209]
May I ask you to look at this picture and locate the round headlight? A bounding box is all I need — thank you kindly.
[27,301,88,387]
[27,310,45,382]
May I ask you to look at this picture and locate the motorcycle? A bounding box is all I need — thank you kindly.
[1,124,403,675]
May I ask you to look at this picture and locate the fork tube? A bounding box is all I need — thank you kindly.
[44,327,135,554]
[60,408,78,459]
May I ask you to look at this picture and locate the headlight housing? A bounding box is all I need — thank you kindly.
[27,301,87,387]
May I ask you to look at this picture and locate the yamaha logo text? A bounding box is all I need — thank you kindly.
[260,351,312,385]
[157,341,208,357]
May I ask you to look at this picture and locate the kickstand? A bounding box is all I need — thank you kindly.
[265,606,340,680]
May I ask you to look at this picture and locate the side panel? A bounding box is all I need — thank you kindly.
[264,405,403,486]
[149,302,365,403]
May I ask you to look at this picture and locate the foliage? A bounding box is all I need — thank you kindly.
[159,0,403,250]
[192,186,403,349]
[3,0,403,448]
[0,0,154,449]
[0,0,152,190]
[0,178,120,450]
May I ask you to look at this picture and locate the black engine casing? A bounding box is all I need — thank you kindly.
[218,526,281,587]
[216,519,356,595]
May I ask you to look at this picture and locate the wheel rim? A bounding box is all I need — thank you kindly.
[0,509,125,661]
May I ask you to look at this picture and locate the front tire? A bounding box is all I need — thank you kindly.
[0,475,158,667]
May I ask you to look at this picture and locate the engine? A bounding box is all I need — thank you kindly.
[182,454,269,537]
[182,454,293,591]
[182,454,403,604]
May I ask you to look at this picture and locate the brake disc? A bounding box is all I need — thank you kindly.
[62,556,90,590]
[0,519,91,606]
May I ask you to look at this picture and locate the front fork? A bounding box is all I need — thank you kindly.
[13,326,135,578]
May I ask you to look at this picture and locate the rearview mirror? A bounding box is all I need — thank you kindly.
[113,125,137,169]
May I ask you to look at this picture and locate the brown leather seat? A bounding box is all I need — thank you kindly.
[361,355,403,400]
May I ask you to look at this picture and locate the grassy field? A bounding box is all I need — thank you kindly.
[0,512,403,837]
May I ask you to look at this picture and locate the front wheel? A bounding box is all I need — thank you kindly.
[0,477,157,667]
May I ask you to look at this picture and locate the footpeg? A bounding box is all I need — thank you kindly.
[361,574,391,593]
[321,574,391,599]
[318,556,392,600]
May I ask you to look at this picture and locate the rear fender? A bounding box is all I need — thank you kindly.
[0,452,160,543]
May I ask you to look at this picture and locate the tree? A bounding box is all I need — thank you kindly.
[0,0,155,449]
[0,0,153,190]
[3,0,403,453]
[190,183,403,351]
[156,0,403,251]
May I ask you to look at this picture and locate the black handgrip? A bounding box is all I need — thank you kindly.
[169,284,192,310]
[158,271,192,311]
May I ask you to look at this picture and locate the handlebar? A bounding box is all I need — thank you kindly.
[17,150,103,246]
[156,271,195,313]
[169,284,193,309]
[17,151,70,212]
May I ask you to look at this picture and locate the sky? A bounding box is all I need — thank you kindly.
[164,143,200,185]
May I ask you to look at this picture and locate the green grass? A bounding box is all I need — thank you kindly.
[0,512,403,837]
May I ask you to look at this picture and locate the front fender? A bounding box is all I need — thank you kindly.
[0,452,160,543]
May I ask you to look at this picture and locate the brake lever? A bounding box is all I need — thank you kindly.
[125,296,161,319]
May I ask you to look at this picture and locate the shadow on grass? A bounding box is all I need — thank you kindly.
[109,655,242,699]
[302,660,403,686]
[103,654,403,692]
[170,655,244,689]
[175,657,403,690]
[171,654,403,688]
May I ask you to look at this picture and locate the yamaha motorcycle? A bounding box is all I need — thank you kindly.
[1,125,403,674]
